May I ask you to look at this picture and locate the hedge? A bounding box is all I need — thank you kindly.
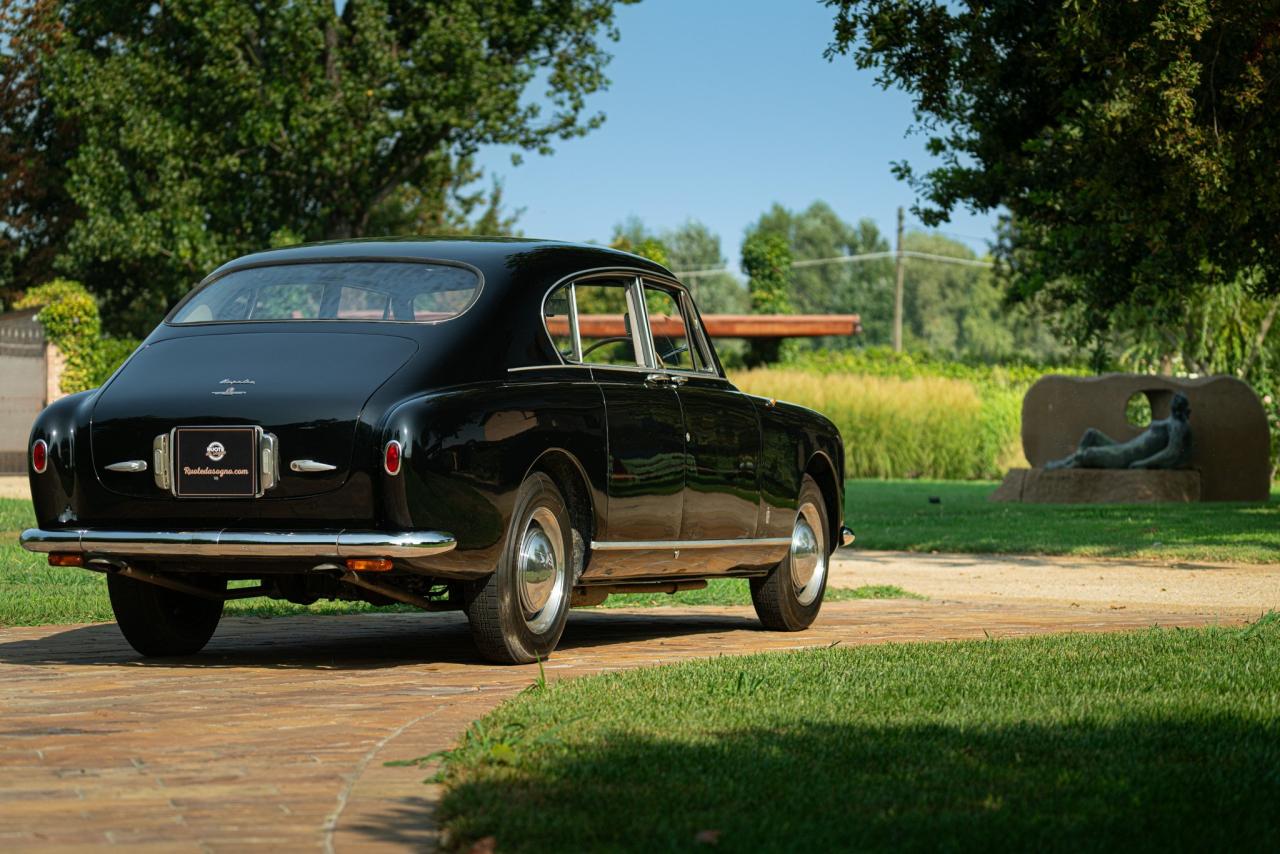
[15,279,140,393]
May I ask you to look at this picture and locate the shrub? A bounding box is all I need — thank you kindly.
[734,368,1027,480]
[15,279,140,394]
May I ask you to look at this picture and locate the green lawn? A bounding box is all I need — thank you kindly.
[847,479,1280,563]
[422,617,1280,852]
[0,497,919,626]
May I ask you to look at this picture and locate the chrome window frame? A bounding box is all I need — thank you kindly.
[640,278,718,376]
[535,266,727,379]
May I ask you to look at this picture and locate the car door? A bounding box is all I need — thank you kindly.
[569,276,686,542]
[641,280,762,541]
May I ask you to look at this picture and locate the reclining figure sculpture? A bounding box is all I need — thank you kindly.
[1045,393,1192,471]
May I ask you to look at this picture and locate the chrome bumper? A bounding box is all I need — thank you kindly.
[839,525,855,548]
[18,528,456,560]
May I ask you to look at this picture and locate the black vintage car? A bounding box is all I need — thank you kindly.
[21,238,853,663]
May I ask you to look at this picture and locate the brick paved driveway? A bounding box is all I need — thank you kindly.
[0,594,1232,851]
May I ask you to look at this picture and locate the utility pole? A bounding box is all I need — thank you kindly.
[893,205,904,353]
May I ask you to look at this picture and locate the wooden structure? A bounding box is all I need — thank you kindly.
[548,314,862,339]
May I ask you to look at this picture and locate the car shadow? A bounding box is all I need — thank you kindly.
[345,718,1280,851]
[0,608,761,670]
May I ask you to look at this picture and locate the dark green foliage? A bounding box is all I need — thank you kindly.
[662,220,748,314]
[433,618,1280,852]
[741,231,792,314]
[2,0,634,335]
[610,217,749,314]
[608,215,671,267]
[741,230,792,365]
[826,1,1280,343]
[14,279,139,391]
[745,201,1065,360]
[747,200,890,322]
[0,0,70,308]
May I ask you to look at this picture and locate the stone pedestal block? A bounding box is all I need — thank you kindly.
[990,467,1201,504]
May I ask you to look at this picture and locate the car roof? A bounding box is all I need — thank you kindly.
[203,237,675,288]
[184,237,687,379]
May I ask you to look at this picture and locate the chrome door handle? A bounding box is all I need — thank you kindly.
[645,373,675,387]
[105,460,148,473]
[290,459,337,473]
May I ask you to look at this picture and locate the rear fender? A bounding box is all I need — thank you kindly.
[379,381,607,574]
[28,391,97,527]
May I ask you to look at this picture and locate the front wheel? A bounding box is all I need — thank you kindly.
[106,571,226,657]
[465,472,574,664]
[751,475,829,631]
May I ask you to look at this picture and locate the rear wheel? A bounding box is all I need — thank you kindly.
[106,571,226,657]
[465,472,573,664]
[751,475,829,631]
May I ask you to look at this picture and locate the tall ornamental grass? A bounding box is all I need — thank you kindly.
[734,368,1026,480]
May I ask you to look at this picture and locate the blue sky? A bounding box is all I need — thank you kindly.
[475,0,999,272]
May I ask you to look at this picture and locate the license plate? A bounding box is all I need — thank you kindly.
[173,427,259,497]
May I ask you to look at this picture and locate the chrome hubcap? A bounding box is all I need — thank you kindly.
[518,507,565,633]
[790,502,826,606]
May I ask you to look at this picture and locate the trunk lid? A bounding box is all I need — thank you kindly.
[91,330,417,499]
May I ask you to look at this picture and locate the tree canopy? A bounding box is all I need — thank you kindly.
[745,200,891,320]
[1,0,635,333]
[610,217,749,313]
[827,0,1280,341]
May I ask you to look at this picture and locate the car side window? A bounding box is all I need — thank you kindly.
[643,286,694,370]
[569,281,642,367]
[544,285,577,360]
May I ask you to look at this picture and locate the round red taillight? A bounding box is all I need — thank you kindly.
[32,439,48,474]
[384,440,402,476]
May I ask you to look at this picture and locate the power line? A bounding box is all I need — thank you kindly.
[674,249,994,279]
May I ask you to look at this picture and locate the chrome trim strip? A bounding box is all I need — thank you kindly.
[152,434,170,491]
[510,361,730,383]
[19,528,456,559]
[261,432,280,491]
[289,459,337,473]
[627,276,658,368]
[506,364,594,373]
[567,281,582,362]
[589,537,792,552]
[105,460,148,473]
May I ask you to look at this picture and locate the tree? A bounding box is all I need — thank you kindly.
[0,0,74,308]
[827,1,1280,343]
[610,215,670,268]
[745,201,892,341]
[741,231,792,365]
[900,231,1063,361]
[3,0,635,334]
[615,217,749,314]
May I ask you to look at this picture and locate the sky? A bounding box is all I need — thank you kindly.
[475,0,999,274]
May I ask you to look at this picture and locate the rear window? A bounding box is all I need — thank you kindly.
[168,261,480,324]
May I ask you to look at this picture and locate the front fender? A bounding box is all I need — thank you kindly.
[754,399,845,540]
